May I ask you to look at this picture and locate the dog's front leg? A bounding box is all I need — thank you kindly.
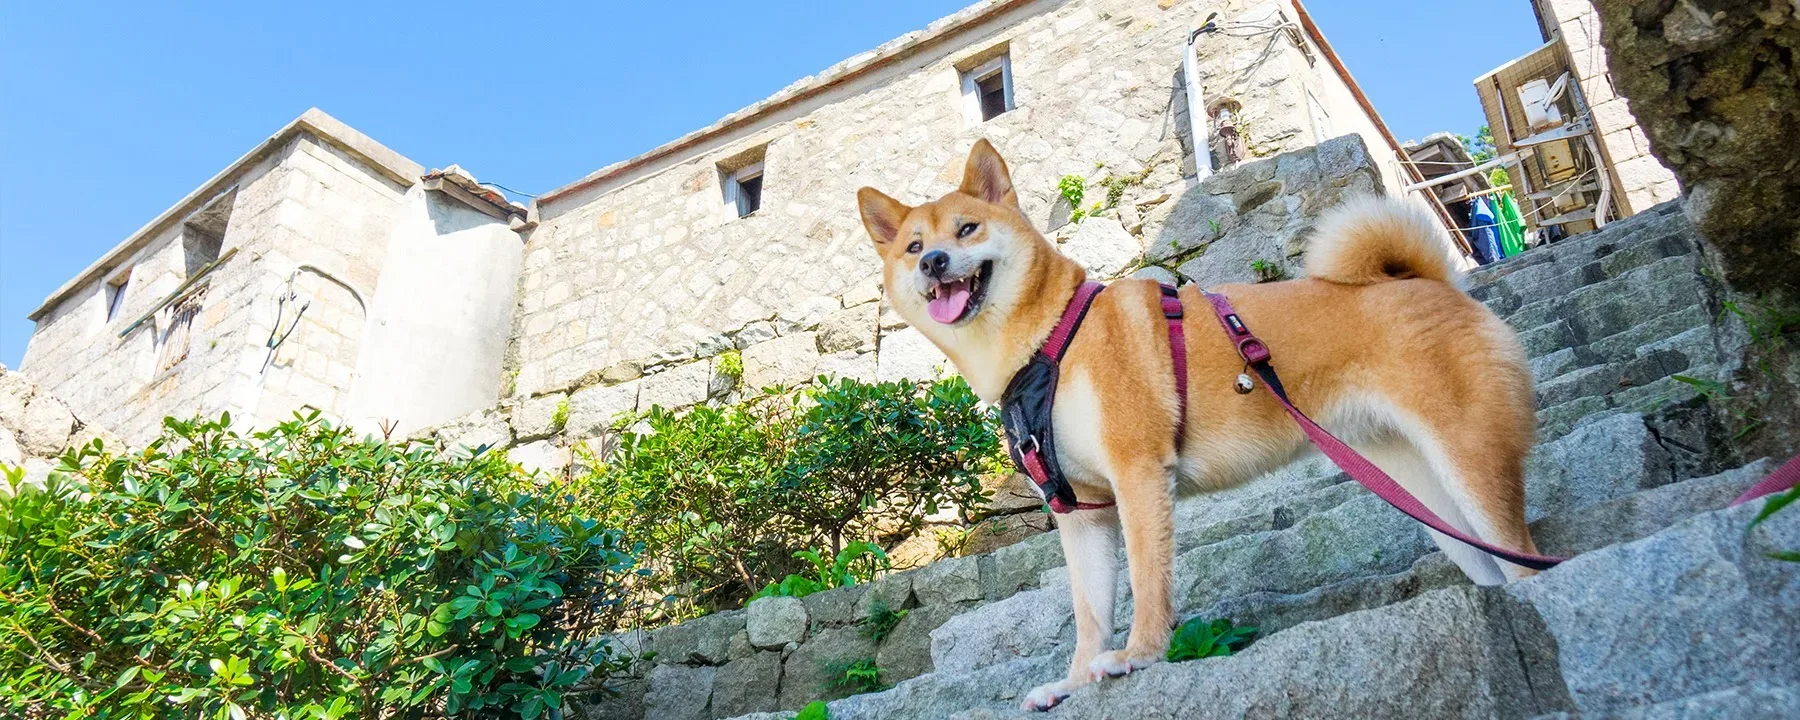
[1020,506,1120,712]
[1088,461,1175,680]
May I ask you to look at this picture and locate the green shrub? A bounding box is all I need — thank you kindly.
[750,542,890,601]
[1166,617,1258,662]
[594,376,1004,617]
[0,413,641,719]
[775,377,1003,555]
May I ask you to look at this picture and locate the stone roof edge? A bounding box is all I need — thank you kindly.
[29,108,426,321]
[531,0,1036,211]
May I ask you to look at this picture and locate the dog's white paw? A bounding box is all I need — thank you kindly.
[1020,679,1076,712]
[1087,649,1159,681]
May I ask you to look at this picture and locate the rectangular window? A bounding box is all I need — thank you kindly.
[961,54,1014,122]
[104,273,130,322]
[154,291,203,373]
[732,163,764,218]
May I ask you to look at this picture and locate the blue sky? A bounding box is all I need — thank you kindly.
[0,1,1542,368]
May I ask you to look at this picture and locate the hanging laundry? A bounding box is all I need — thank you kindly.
[1468,197,1503,265]
[1495,193,1528,257]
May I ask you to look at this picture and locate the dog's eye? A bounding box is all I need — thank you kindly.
[906,240,923,254]
[956,222,980,239]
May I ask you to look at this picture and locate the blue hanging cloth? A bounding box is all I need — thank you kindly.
[1468,197,1503,265]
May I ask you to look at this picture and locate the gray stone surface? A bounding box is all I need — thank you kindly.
[638,360,711,410]
[875,603,960,683]
[908,555,982,607]
[816,304,878,354]
[1059,216,1140,277]
[711,651,782,717]
[874,328,946,384]
[1531,460,1771,557]
[512,392,566,441]
[652,610,744,666]
[802,583,868,627]
[566,380,640,436]
[1507,502,1800,714]
[741,334,820,390]
[17,396,74,456]
[1522,413,1672,522]
[929,586,1072,675]
[776,625,880,710]
[1172,494,1432,616]
[747,597,809,650]
[645,664,716,720]
[1532,682,1800,720]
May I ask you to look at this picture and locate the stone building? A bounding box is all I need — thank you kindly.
[20,0,1462,448]
[19,109,528,443]
[1470,0,1681,235]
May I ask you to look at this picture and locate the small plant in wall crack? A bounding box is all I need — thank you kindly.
[550,397,570,433]
[860,599,909,642]
[1250,258,1286,283]
[715,349,744,380]
[1058,174,1089,223]
[824,657,888,695]
[1166,616,1258,661]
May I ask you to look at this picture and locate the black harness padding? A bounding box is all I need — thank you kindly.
[999,282,1109,513]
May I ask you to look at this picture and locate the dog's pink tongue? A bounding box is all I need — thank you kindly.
[927,285,971,324]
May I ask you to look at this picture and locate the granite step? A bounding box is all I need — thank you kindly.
[730,464,1794,719]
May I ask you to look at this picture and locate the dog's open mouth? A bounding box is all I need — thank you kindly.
[925,260,994,325]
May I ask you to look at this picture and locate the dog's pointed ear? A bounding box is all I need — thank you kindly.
[857,187,911,245]
[959,139,1019,208]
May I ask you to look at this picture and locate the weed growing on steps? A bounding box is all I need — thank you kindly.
[825,657,888,695]
[860,599,910,642]
[1166,617,1258,662]
[797,700,831,719]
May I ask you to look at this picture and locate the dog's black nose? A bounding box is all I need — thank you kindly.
[921,250,950,279]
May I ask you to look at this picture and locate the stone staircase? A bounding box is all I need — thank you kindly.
[574,202,1799,719]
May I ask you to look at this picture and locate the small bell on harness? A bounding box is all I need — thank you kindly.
[1234,372,1255,394]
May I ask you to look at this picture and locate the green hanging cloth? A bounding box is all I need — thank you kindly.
[1494,193,1528,257]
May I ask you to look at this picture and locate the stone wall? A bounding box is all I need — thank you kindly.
[0,363,116,488]
[19,122,412,446]
[18,111,531,446]
[1537,0,1680,215]
[1591,0,1800,297]
[509,0,1419,401]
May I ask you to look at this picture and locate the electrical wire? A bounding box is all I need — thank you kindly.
[480,181,539,199]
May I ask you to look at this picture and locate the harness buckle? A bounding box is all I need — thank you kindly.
[1017,434,1040,456]
[1237,337,1271,364]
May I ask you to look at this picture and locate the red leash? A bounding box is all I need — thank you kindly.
[1198,290,1799,571]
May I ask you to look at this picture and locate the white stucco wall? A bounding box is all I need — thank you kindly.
[345,189,523,436]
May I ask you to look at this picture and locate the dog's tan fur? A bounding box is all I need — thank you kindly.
[858,141,1540,711]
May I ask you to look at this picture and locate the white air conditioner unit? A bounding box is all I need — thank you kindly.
[1518,77,1566,131]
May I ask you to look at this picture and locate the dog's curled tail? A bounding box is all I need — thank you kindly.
[1304,196,1460,286]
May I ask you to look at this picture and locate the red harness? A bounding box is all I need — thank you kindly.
[1003,282,1185,513]
[1009,281,1800,571]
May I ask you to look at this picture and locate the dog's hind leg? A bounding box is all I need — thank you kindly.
[1356,438,1509,585]
[1085,461,1176,680]
[1409,426,1542,583]
[1020,505,1120,712]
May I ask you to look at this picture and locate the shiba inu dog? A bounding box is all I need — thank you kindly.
[856,140,1541,710]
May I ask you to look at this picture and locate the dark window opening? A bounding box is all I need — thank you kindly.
[105,276,129,321]
[977,71,1009,121]
[736,172,763,217]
